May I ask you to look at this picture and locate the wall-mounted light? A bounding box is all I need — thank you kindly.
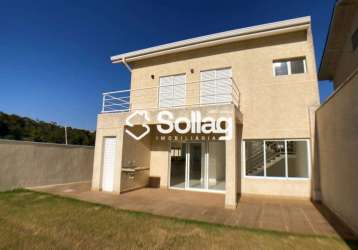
[190,69,194,74]
[151,74,155,79]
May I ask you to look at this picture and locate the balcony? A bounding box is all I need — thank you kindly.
[101,77,240,113]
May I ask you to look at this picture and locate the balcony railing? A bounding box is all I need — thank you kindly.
[101,77,240,113]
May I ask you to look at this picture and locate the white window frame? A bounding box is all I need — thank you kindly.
[158,73,186,108]
[242,139,311,180]
[273,58,307,76]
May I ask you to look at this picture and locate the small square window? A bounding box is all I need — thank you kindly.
[274,61,289,76]
[273,57,306,76]
[291,58,305,74]
[352,28,358,51]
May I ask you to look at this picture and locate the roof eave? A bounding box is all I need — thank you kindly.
[111,16,311,64]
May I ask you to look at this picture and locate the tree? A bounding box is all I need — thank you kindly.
[0,112,95,146]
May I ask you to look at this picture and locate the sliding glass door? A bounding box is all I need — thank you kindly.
[208,142,226,191]
[169,142,186,188]
[169,141,226,192]
[265,140,286,177]
[188,143,205,189]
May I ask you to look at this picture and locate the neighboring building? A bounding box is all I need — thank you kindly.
[319,0,358,88]
[92,16,320,208]
[317,0,358,235]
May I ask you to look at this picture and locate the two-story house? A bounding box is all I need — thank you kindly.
[91,16,320,209]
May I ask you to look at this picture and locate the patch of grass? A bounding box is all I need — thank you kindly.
[0,189,357,250]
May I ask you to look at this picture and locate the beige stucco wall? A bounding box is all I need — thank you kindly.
[0,139,94,191]
[92,112,152,193]
[149,129,169,188]
[241,178,310,198]
[315,6,358,234]
[315,72,358,235]
[129,29,319,139]
[122,125,151,170]
[92,116,124,193]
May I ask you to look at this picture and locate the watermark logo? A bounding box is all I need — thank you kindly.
[125,111,151,140]
[125,110,232,141]
[157,111,232,140]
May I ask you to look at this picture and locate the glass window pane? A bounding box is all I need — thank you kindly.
[287,141,309,178]
[188,143,205,189]
[291,59,305,74]
[245,140,264,176]
[170,142,186,188]
[265,141,286,177]
[274,61,288,76]
[208,141,226,191]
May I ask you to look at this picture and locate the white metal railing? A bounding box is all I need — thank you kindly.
[101,77,240,113]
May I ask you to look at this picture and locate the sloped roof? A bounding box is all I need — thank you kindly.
[111,16,311,64]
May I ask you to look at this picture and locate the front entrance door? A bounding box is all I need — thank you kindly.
[169,141,225,192]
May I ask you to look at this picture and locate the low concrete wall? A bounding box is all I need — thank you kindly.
[0,139,94,191]
[315,73,358,235]
[241,178,311,198]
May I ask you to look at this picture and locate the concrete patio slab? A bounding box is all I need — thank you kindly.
[30,182,356,239]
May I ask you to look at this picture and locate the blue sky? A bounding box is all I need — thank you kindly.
[0,0,335,130]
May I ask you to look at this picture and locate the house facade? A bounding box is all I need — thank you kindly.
[91,16,320,208]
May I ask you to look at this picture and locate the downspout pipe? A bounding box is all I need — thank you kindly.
[122,57,132,72]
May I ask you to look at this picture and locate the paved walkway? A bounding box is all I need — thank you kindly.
[30,182,355,239]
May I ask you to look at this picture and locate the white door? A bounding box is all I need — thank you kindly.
[101,137,117,192]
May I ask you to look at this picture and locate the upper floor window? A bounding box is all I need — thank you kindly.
[159,74,186,108]
[352,28,358,51]
[200,68,232,104]
[273,57,306,76]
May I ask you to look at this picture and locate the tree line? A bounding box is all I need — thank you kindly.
[0,112,95,146]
